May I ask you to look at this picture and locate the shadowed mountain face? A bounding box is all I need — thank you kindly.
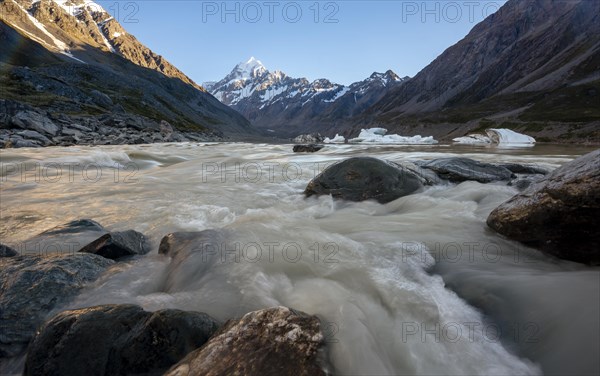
[205,57,408,137]
[0,0,255,141]
[357,0,600,142]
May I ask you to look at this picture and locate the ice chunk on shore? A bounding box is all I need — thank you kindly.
[324,134,346,143]
[454,129,535,145]
[367,128,388,136]
[453,134,492,144]
[349,128,438,144]
[486,129,536,144]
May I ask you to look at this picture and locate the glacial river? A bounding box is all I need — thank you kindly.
[1,143,598,375]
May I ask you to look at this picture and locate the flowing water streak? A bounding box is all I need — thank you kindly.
[1,143,598,375]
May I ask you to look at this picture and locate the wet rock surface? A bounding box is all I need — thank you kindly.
[0,244,18,257]
[17,219,108,255]
[158,231,226,292]
[79,230,151,260]
[487,149,600,264]
[24,304,220,376]
[293,144,324,153]
[304,157,424,203]
[420,157,515,183]
[0,254,113,357]
[165,307,326,376]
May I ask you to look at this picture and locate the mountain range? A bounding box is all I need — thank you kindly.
[206,0,600,142]
[0,0,255,147]
[204,58,408,137]
[1,0,599,146]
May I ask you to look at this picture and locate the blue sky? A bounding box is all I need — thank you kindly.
[96,1,508,85]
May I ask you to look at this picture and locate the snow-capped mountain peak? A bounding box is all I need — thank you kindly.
[233,57,267,80]
[49,0,109,19]
[205,60,410,136]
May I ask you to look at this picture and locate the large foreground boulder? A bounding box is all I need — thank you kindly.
[24,305,220,376]
[487,149,600,264]
[420,157,514,183]
[304,157,423,203]
[165,307,326,376]
[0,254,113,357]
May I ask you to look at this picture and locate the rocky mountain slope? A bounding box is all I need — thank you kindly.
[357,0,600,143]
[0,0,256,147]
[205,57,407,137]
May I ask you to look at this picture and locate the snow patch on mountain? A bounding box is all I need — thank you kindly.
[15,1,68,50]
[261,85,288,102]
[324,87,350,103]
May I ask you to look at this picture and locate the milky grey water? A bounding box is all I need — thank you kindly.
[1,143,598,375]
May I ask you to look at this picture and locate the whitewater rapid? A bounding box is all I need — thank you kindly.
[1,143,598,375]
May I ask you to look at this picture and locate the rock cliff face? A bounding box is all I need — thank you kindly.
[0,0,256,145]
[361,0,600,142]
[4,0,201,88]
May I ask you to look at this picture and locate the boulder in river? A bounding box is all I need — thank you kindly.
[0,244,17,257]
[79,230,151,260]
[420,157,515,183]
[487,149,600,265]
[0,254,113,357]
[24,304,220,376]
[165,306,326,376]
[293,133,324,143]
[304,157,423,203]
[293,144,324,153]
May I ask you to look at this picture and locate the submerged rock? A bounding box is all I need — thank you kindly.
[293,144,323,153]
[19,219,108,255]
[24,304,220,376]
[487,149,600,265]
[0,254,113,357]
[304,157,423,203]
[158,231,225,291]
[165,307,326,376]
[421,157,514,183]
[498,163,550,175]
[79,230,151,260]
